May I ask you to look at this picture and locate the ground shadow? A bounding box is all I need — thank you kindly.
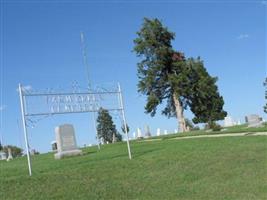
[132,147,163,159]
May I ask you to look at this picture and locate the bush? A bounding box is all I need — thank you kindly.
[212,124,221,131]
[210,122,221,131]
[205,122,222,131]
[192,126,200,131]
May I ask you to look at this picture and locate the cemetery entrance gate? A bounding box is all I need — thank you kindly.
[18,83,132,176]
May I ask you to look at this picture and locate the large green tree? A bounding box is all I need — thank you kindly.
[96,108,122,143]
[133,18,226,131]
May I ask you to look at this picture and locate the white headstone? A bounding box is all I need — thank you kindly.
[133,132,136,139]
[7,148,13,161]
[156,128,161,136]
[54,124,82,159]
[137,128,142,138]
[245,114,263,127]
[0,151,6,160]
[224,116,234,127]
[174,129,178,133]
[164,130,168,135]
[100,137,104,145]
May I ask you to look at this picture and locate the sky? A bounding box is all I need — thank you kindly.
[0,0,266,153]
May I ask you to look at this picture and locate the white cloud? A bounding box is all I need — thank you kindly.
[237,34,249,40]
[0,105,6,111]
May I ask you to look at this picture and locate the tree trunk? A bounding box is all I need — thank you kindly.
[173,93,187,132]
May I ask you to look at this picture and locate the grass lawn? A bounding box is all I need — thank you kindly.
[151,123,267,140]
[1,135,267,200]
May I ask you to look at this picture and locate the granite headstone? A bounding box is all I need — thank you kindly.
[144,125,151,138]
[245,114,263,127]
[54,124,82,159]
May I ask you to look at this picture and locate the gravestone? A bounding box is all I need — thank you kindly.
[54,124,82,159]
[245,114,263,127]
[30,149,39,155]
[174,129,178,133]
[164,130,168,135]
[133,132,136,139]
[224,116,235,127]
[144,125,151,138]
[156,128,161,136]
[6,148,13,161]
[0,151,6,160]
[100,138,105,145]
[137,128,142,139]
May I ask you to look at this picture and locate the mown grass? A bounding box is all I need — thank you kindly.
[221,123,267,133]
[1,136,267,200]
[150,123,267,140]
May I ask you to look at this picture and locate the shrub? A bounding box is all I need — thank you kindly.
[192,126,200,131]
[210,122,221,131]
[205,121,221,131]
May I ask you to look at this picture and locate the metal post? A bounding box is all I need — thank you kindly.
[118,83,132,160]
[80,32,100,149]
[18,84,32,176]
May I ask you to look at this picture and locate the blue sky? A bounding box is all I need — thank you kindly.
[0,0,266,153]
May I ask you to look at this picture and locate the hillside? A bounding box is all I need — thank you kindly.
[1,135,267,199]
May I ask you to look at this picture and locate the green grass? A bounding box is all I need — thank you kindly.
[221,123,267,133]
[148,123,267,140]
[1,136,267,200]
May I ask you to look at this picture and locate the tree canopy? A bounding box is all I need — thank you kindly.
[133,18,227,131]
[185,58,227,125]
[121,123,130,134]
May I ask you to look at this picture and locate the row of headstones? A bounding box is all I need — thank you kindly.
[132,126,178,139]
[52,124,178,160]
[245,114,264,127]
[48,115,266,161]
[224,114,264,128]
[1,123,182,162]
[0,148,13,161]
